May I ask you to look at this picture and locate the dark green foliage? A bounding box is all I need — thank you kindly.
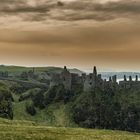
[19,94,30,102]
[10,84,27,94]
[32,90,45,109]
[0,87,13,119]
[19,88,46,109]
[19,88,40,101]
[20,72,28,80]
[45,84,72,105]
[72,87,140,132]
[25,102,36,116]
[71,84,83,99]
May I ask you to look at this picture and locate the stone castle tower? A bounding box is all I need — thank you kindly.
[50,66,72,90]
[92,66,97,88]
[84,66,100,91]
[61,66,71,90]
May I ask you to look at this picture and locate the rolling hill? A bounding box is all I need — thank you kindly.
[0,65,139,137]
[0,65,83,75]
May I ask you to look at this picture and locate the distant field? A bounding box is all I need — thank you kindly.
[0,65,83,74]
[0,118,139,140]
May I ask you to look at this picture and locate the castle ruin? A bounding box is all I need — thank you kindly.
[49,66,140,91]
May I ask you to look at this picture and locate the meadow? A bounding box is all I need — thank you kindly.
[0,118,139,140]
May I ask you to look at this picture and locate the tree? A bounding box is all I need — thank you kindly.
[0,87,13,119]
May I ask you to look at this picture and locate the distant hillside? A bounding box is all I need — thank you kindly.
[0,65,83,75]
[1,65,139,79]
[0,65,139,133]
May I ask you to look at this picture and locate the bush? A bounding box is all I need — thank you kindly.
[10,83,28,94]
[72,88,140,132]
[25,102,36,116]
[45,84,72,105]
[0,87,13,119]
[32,90,45,109]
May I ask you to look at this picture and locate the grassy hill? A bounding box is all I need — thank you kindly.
[0,65,139,134]
[0,65,83,75]
[0,118,139,140]
[13,100,75,127]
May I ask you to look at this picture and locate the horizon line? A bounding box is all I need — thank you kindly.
[0,64,140,73]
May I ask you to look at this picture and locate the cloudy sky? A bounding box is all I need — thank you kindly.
[0,0,140,72]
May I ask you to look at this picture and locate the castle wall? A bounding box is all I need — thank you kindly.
[49,66,140,92]
[84,74,93,92]
[50,73,62,87]
[71,73,82,85]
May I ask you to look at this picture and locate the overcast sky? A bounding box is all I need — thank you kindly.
[0,0,140,72]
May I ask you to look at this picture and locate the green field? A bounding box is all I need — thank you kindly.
[0,65,139,140]
[0,118,139,140]
[13,100,75,127]
[0,65,83,74]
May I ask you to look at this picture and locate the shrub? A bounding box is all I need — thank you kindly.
[26,102,36,116]
[0,87,13,119]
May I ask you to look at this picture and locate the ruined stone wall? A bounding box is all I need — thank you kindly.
[50,73,62,87]
[60,66,71,90]
[84,74,93,92]
[49,66,140,92]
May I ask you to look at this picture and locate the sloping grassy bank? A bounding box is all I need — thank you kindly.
[0,118,139,140]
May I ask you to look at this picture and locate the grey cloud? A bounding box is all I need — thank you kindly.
[0,1,49,13]
[62,0,140,13]
[0,0,51,21]
[96,1,140,13]
[2,5,49,13]
[0,0,140,22]
[54,0,140,21]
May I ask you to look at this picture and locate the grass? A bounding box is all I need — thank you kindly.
[8,102,140,140]
[13,101,75,127]
[0,118,139,140]
[0,65,83,74]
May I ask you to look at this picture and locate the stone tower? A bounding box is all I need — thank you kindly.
[84,66,99,91]
[61,66,71,90]
[136,75,138,82]
[124,75,127,81]
[129,76,132,82]
[92,66,98,88]
[93,66,97,76]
